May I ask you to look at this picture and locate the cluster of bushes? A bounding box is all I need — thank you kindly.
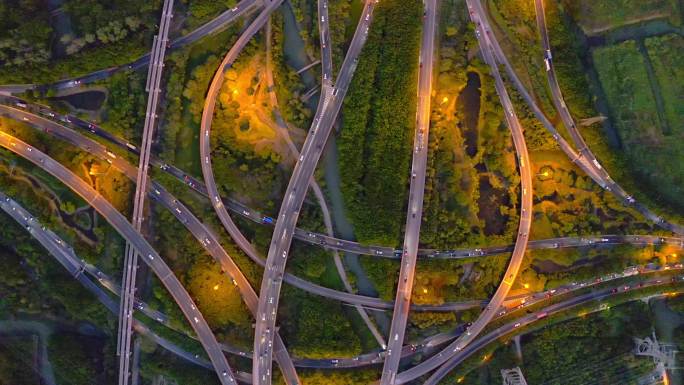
[420,0,521,249]
[279,288,362,359]
[158,28,239,172]
[0,0,163,84]
[0,337,41,385]
[99,70,147,141]
[48,333,107,385]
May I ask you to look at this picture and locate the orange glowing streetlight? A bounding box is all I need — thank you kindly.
[213,284,220,291]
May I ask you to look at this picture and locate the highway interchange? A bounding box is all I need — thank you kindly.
[1,0,683,384]
[0,132,239,384]
[3,165,682,383]
[249,2,377,382]
[383,1,536,382]
[4,98,681,263]
[470,0,684,236]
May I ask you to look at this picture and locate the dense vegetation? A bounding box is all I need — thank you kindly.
[339,0,422,245]
[184,0,238,30]
[449,300,655,384]
[280,289,362,359]
[100,70,147,141]
[420,0,521,250]
[48,333,106,385]
[0,0,52,71]
[0,0,161,84]
[159,28,239,174]
[0,337,40,385]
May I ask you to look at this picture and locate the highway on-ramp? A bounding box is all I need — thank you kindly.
[379,0,436,383]
[423,276,684,384]
[250,1,376,383]
[475,0,684,235]
[7,96,681,263]
[391,1,535,382]
[197,2,305,384]
[0,103,486,317]
[0,132,238,384]
[0,193,255,383]
[6,184,678,378]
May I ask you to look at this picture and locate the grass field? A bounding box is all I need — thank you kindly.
[593,39,684,212]
[562,0,680,34]
[645,34,684,135]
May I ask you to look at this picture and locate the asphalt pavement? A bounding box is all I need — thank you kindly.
[118,2,174,383]
[477,0,684,235]
[379,1,437,382]
[0,132,238,385]
[423,276,684,384]
[251,2,377,383]
[391,1,535,381]
[3,98,680,262]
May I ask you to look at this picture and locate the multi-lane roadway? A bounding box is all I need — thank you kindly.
[0,132,238,384]
[5,102,683,318]
[0,193,257,382]
[3,163,680,379]
[1,104,493,321]
[251,2,377,383]
[118,2,174,384]
[423,277,684,384]
[379,0,437,383]
[387,1,536,382]
[4,98,681,260]
[473,0,684,235]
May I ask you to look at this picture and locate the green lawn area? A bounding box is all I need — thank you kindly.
[645,34,684,135]
[593,39,684,212]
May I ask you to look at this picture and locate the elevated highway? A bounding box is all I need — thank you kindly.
[0,131,238,384]
[379,0,437,382]
[250,2,377,382]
